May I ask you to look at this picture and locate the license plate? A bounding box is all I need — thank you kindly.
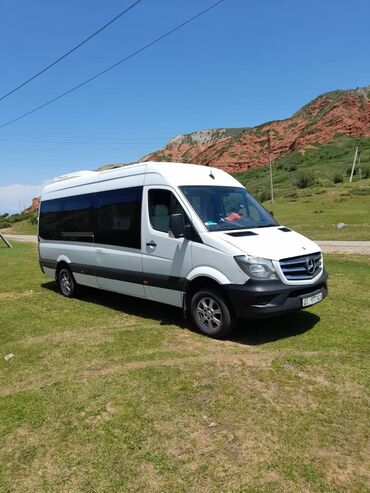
[302,292,323,307]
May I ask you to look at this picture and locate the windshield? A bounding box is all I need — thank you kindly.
[180,186,278,232]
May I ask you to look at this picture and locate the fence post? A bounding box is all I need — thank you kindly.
[0,233,12,248]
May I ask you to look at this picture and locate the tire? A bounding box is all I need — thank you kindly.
[190,289,236,338]
[58,266,77,298]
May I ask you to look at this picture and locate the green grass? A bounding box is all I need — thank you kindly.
[0,213,37,235]
[5,218,38,235]
[272,190,370,240]
[235,135,370,240]
[0,242,369,492]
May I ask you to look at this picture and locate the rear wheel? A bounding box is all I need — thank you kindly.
[190,289,236,338]
[58,266,77,298]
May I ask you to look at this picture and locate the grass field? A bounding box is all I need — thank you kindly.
[272,191,370,240]
[236,135,370,240]
[1,218,38,235]
[0,242,369,492]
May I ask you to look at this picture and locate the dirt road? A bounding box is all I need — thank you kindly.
[2,234,38,243]
[316,240,370,255]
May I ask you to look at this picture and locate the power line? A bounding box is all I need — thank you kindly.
[0,0,226,130]
[0,0,143,103]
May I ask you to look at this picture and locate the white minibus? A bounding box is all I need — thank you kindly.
[38,162,327,338]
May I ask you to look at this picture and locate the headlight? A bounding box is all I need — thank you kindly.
[234,255,278,280]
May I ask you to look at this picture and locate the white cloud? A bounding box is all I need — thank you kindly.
[0,183,44,214]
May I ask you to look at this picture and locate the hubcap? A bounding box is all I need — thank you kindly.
[196,297,222,331]
[60,270,72,295]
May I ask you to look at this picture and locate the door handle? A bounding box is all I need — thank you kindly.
[146,241,157,247]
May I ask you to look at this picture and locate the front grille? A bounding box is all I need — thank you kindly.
[279,252,322,281]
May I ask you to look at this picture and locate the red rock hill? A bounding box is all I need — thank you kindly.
[23,197,40,214]
[140,87,370,173]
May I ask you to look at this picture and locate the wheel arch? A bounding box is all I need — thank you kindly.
[55,256,72,280]
[183,274,234,318]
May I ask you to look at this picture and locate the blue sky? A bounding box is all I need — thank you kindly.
[1,0,370,212]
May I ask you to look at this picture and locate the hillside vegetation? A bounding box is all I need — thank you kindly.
[0,212,37,234]
[235,135,370,198]
[236,136,370,240]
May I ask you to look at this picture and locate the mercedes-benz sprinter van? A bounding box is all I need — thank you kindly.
[38,162,328,338]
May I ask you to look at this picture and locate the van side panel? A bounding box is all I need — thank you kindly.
[94,175,145,298]
[141,184,193,308]
[39,174,146,296]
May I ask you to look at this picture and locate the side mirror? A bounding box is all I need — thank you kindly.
[270,210,274,217]
[169,214,185,238]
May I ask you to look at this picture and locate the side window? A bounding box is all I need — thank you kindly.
[63,194,94,236]
[39,194,94,241]
[39,198,63,240]
[95,186,142,248]
[148,189,188,233]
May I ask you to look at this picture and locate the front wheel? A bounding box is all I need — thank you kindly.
[190,289,236,338]
[58,267,77,298]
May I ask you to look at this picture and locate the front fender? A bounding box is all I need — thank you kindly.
[186,266,231,285]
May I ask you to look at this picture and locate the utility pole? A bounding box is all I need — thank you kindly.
[358,146,362,180]
[268,130,274,205]
[349,139,360,183]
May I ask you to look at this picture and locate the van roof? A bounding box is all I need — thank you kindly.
[42,161,241,195]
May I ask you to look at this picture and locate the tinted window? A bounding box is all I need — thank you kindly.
[63,195,94,235]
[148,189,189,233]
[95,186,142,248]
[39,193,94,241]
[39,187,142,247]
[39,198,63,240]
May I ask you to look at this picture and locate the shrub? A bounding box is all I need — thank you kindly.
[286,190,298,198]
[333,173,343,183]
[0,219,11,229]
[7,213,24,223]
[284,163,297,172]
[361,166,370,178]
[346,166,360,177]
[346,165,370,178]
[351,188,370,196]
[294,172,315,189]
[258,190,271,202]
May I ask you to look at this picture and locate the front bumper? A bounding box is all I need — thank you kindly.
[225,270,328,319]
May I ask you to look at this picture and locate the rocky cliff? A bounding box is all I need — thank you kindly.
[23,197,40,214]
[140,86,370,173]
